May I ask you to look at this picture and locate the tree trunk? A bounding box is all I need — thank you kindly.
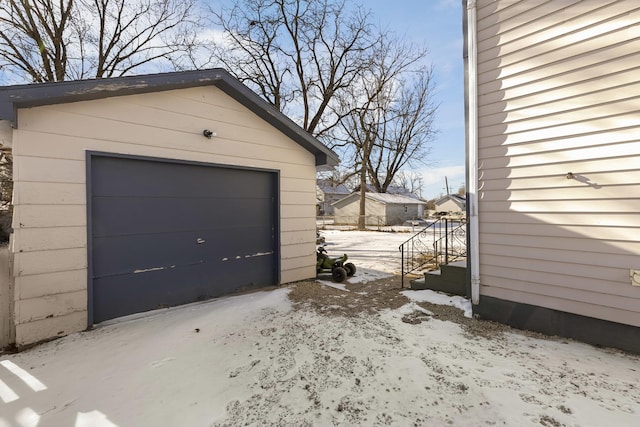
[358,158,367,230]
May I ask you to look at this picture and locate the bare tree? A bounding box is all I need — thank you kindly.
[366,69,437,193]
[84,0,201,78]
[0,0,202,83]
[333,62,389,229]
[331,36,436,229]
[0,0,74,82]
[393,171,425,198]
[206,0,379,138]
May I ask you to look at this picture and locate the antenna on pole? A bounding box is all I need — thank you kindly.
[445,176,451,195]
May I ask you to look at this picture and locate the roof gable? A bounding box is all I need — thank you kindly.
[0,69,338,168]
[435,194,466,207]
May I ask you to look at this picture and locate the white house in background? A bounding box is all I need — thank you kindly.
[316,180,351,215]
[356,184,422,200]
[465,0,640,353]
[332,192,426,226]
[434,194,466,214]
[0,69,338,348]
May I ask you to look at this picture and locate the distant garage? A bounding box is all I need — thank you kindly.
[0,69,339,348]
[89,154,279,323]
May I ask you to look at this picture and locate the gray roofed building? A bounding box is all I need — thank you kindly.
[332,192,426,226]
[316,179,351,215]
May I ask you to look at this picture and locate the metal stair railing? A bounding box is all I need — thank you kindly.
[432,220,467,266]
[399,217,467,288]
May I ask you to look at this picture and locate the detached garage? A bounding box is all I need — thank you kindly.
[0,69,338,348]
[333,192,426,226]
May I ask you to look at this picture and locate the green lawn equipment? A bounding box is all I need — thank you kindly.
[316,246,356,283]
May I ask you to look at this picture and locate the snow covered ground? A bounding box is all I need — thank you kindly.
[0,230,638,426]
[317,228,417,283]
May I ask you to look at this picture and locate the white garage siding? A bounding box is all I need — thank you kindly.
[474,0,640,326]
[9,85,320,345]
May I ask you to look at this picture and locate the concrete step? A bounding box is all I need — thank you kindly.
[409,274,466,296]
[409,276,429,290]
[444,259,467,268]
[439,260,467,283]
[408,261,467,296]
[425,271,466,296]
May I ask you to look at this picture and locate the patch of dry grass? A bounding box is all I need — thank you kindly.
[287,276,409,317]
[286,275,556,342]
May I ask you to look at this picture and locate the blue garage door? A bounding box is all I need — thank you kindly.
[88,154,279,323]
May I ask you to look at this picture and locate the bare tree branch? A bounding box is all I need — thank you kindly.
[0,0,74,82]
[0,0,204,82]
[206,0,378,138]
[367,67,438,192]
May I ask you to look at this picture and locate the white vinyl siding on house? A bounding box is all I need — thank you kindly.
[10,86,317,345]
[475,0,640,326]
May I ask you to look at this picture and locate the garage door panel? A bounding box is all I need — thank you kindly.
[203,255,277,291]
[92,196,273,236]
[93,254,275,322]
[92,226,274,278]
[93,265,193,321]
[89,155,279,323]
[92,157,273,199]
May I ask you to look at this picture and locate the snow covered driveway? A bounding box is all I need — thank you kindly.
[0,230,638,426]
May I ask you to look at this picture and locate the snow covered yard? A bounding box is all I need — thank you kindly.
[316,228,428,283]
[0,230,639,426]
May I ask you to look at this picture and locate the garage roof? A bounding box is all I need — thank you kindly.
[0,68,339,168]
[332,192,426,208]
